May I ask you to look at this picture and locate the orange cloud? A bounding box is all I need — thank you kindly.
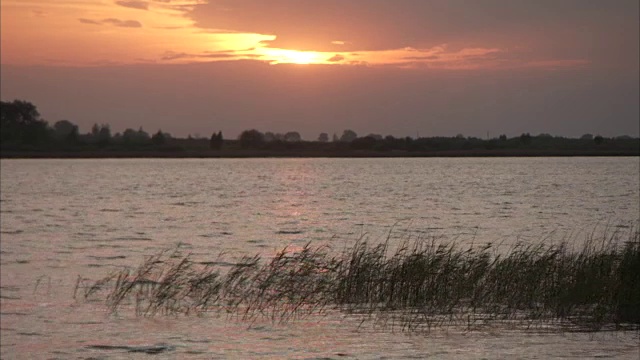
[78,18,101,25]
[115,1,149,10]
[3,0,626,71]
[79,18,143,28]
[102,18,143,28]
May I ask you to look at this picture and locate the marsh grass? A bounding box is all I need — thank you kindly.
[79,227,640,332]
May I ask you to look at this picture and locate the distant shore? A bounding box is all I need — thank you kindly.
[2,148,638,159]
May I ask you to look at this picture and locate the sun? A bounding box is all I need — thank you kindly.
[260,48,323,65]
[282,51,318,65]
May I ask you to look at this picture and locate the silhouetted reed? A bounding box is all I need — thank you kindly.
[79,226,640,332]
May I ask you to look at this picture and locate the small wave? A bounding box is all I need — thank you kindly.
[170,201,202,207]
[0,285,20,291]
[87,255,126,260]
[74,232,95,237]
[86,343,176,354]
[0,229,24,235]
[46,265,65,269]
[276,230,304,235]
[1,312,28,316]
[199,231,232,238]
[63,321,102,325]
[17,331,47,337]
[95,244,125,249]
[184,339,213,344]
[197,260,235,267]
[112,237,153,241]
[423,227,445,231]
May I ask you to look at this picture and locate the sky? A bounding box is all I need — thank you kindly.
[1,0,638,139]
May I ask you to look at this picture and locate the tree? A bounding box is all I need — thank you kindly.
[318,133,329,142]
[594,135,604,145]
[122,127,150,144]
[238,129,264,149]
[351,136,377,150]
[122,128,137,144]
[340,129,358,142]
[151,130,166,145]
[89,123,111,146]
[210,131,223,150]
[365,133,383,140]
[137,127,150,141]
[98,124,111,146]
[65,126,80,145]
[264,132,276,142]
[1,100,50,146]
[91,123,100,138]
[284,131,301,142]
[53,120,78,139]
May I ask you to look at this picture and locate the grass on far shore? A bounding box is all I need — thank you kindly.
[78,227,640,333]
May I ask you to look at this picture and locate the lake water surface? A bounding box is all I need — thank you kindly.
[1,157,639,359]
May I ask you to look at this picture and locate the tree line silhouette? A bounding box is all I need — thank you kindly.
[2,99,638,157]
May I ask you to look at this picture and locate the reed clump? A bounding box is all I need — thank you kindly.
[79,227,640,332]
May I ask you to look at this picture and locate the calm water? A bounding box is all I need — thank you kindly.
[1,157,639,359]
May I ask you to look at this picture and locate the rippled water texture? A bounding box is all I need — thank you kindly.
[1,158,639,359]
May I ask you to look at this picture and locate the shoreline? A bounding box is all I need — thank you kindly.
[2,149,639,159]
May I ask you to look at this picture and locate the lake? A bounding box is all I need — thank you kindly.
[1,157,639,359]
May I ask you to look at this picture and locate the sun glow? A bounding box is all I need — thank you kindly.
[0,0,592,70]
[259,48,324,65]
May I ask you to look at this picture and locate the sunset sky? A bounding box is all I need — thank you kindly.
[1,0,638,139]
